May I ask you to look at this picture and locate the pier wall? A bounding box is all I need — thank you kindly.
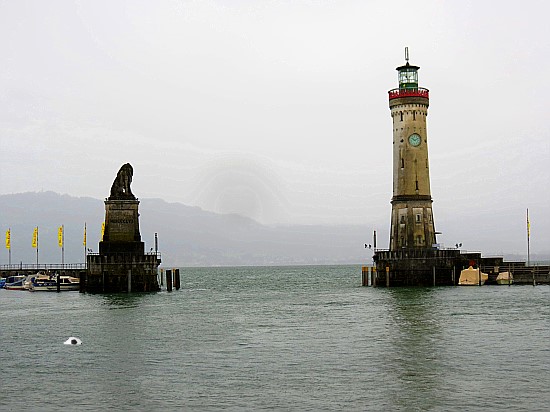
[373,249,462,286]
[372,249,550,286]
[84,253,161,293]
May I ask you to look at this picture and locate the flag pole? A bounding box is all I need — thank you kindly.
[527,208,530,267]
[83,222,87,270]
[36,226,39,266]
[6,228,11,267]
[59,225,65,266]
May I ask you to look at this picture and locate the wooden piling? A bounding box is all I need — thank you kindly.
[361,266,368,286]
[386,266,390,287]
[79,271,86,293]
[56,274,61,293]
[166,269,172,292]
[127,269,132,293]
[174,268,180,290]
[433,266,436,287]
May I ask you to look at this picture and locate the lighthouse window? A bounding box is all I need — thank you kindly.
[400,112,403,121]
[401,158,404,168]
[415,180,419,190]
[417,236,423,245]
[413,111,416,120]
[416,214,422,223]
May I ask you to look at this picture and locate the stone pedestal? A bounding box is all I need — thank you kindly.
[99,200,144,255]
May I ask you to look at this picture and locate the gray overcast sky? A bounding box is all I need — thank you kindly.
[0,1,548,254]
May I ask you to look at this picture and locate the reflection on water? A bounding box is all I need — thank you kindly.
[97,292,149,309]
[386,288,444,410]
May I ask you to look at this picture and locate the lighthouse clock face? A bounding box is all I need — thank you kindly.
[408,133,421,147]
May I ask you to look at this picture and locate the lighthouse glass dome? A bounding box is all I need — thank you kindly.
[397,64,419,89]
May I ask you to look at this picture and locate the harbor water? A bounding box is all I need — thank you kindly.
[1,265,549,411]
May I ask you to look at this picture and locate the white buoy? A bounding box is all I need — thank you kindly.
[64,337,82,345]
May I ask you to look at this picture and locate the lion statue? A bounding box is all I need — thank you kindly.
[110,163,135,199]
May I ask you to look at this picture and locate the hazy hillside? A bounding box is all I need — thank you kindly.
[1,192,547,267]
[0,192,371,266]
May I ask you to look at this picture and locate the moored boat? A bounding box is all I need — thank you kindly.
[28,273,56,291]
[4,274,27,290]
[458,266,488,286]
[23,273,40,290]
[496,271,513,285]
[30,274,80,292]
[58,275,80,291]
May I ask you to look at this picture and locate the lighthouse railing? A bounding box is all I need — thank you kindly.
[388,87,429,100]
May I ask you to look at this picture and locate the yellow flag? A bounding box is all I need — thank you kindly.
[58,226,63,247]
[83,223,87,246]
[5,229,10,250]
[527,209,530,238]
[101,222,105,241]
[32,227,38,248]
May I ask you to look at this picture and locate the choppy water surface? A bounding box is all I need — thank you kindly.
[1,265,549,411]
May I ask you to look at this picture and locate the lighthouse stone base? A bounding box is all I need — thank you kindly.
[373,249,462,287]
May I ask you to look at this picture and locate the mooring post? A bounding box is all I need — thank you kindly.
[160,268,164,286]
[79,271,86,293]
[433,266,436,287]
[452,267,455,285]
[127,269,132,293]
[386,266,390,287]
[56,274,61,293]
[166,269,172,292]
[373,266,377,287]
[361,266,368,286]
[174,268,180,290]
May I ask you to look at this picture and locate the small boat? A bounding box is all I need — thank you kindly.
[28,273,56,291]
[458,266,488,286]
[23,273,40,290]
[30,274,80,292]
[58,275,80,291]
[4,274,27,290]
[496,271,513,285]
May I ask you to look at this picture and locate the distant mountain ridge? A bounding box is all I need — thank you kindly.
[0,192,371,267]
[2,192,547,267]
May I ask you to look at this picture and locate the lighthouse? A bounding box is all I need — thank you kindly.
[370,49,517,287]
[388,48,436,250]
[372,48,464,287]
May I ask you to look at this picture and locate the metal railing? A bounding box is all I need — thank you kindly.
[0,263,86,271]
[388,87,429,100]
